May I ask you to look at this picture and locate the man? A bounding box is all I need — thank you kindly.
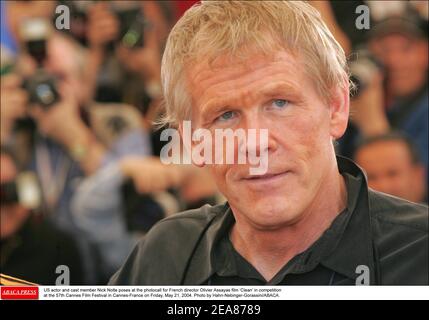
[110,1,428,285]
[369,14,428,183]
[354,133,427,204]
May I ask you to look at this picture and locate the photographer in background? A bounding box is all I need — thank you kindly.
[78,1,166,116]
[340,11,429,188]
[0,147,84,285]
[336,9,428,188]
[1,1,111,283]
[354,133,427,204]
[76,1,170,159]
[2,1,106,174]
[369,14,428,183]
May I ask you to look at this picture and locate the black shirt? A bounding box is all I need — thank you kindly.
[209,212,351,285]
[208,173,363,285]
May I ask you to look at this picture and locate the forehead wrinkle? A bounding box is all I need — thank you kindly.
[188,50,301,91]
[199,72,306,117]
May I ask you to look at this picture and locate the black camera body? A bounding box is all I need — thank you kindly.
[116,7,146,49]
[349,49,383,99]
[22,70,60,110]
[64,1,147,50]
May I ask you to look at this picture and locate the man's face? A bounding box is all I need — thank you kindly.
[370,34,428,97]
[185,50,348,229]
[0,154,30,239]
[355,140,425,203]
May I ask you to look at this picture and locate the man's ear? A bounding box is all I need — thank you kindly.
[329,83,350,140]
[178,123,206,167]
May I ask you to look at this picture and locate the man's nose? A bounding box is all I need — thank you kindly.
[238,113,277,157]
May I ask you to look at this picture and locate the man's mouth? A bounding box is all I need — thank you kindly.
[242,171,289,183]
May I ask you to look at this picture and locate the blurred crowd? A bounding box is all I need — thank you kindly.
[0,1,427,285]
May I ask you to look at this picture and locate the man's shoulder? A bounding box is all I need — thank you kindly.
[368,189,428,232]
[148,203,226,238]
[136,203,227,259]
[108,203,227,285]
[367,190,428,284]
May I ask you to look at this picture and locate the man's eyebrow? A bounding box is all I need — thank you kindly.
[200,102,233,123]
[258,82,300,98]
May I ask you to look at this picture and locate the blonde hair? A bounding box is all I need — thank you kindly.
[160,0,349,128]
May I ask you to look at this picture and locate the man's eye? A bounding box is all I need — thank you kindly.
[216,111,236,122]
[271,99,289,109]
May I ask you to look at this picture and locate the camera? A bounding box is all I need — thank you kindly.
[22,71,60,109]
[63,1,147,50]
[116,6,146,49]
[349,49,383,99]
[19,18,60,109]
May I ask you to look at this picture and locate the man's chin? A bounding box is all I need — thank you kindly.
[233,196,301,229]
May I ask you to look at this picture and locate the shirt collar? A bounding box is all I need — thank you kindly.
[320,156,377,283]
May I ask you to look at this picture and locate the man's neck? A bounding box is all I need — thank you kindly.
[230,170,348,282]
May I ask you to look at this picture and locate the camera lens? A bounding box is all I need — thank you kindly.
[35,83,56,106]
